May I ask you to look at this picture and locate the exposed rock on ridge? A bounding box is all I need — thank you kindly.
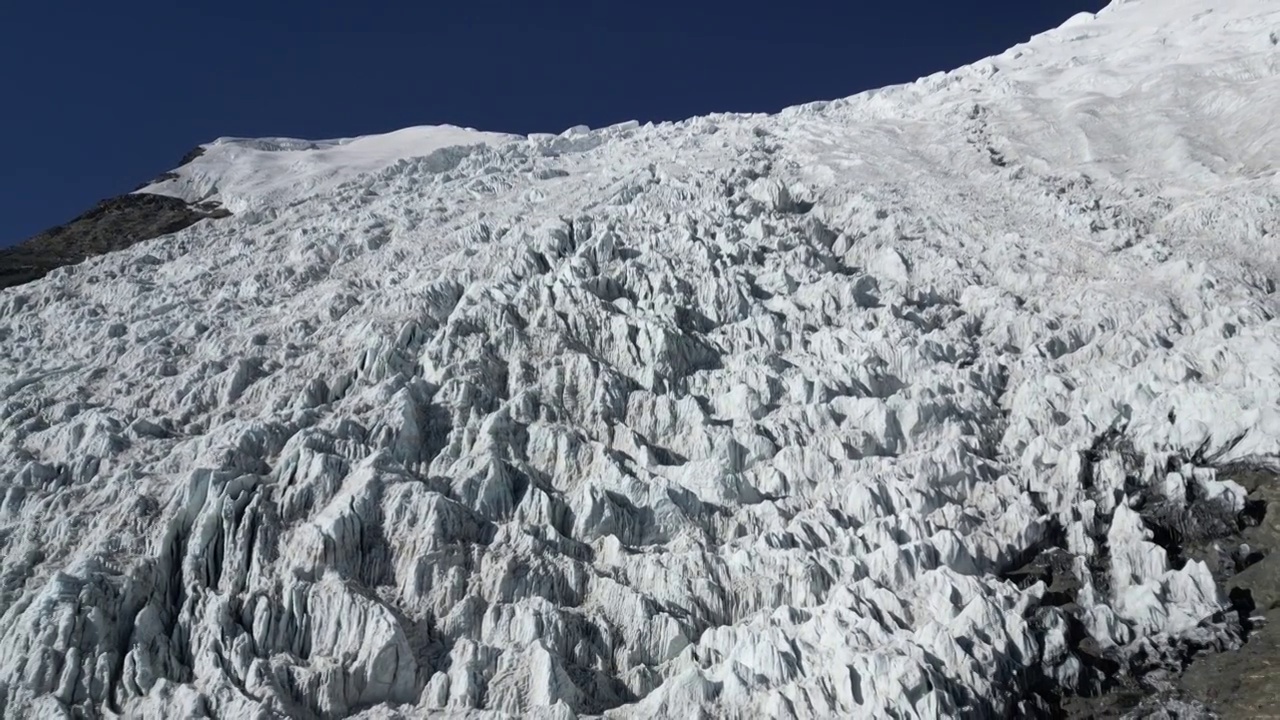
[0,179,227,290]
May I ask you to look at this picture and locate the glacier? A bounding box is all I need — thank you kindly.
[2,0,1280,716]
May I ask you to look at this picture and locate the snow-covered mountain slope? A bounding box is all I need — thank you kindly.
[3,0,1280,717]
[138,125,523,213]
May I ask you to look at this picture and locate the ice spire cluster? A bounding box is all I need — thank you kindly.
[2,0,1279,716]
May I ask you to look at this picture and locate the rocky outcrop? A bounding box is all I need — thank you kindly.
[0,193,227,290]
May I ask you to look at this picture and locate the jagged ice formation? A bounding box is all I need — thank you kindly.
[2,0,1280,716]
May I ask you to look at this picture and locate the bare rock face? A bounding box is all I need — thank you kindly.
[2,0,1280,718]
[0,193,228,290]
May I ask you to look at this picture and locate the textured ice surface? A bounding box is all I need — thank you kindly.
[3,0,1280,717]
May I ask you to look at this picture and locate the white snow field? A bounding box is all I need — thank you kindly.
[3,0,1280,716]
[137,125,523,214]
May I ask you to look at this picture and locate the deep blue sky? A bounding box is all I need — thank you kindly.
[1,0,1108,247]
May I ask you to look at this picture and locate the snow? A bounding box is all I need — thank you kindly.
[138,124,523,212]
[3,0,1280,717]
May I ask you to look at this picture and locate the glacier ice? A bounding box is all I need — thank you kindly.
[3,0,1280,717]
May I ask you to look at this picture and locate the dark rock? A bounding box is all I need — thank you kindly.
[0,193,230,290]
[177,145,207,167]
[1083,466,1280,718]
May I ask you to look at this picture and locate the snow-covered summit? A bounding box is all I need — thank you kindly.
[139,125,522,213]
[3,0,1280,717]
[139,0,1280,212]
